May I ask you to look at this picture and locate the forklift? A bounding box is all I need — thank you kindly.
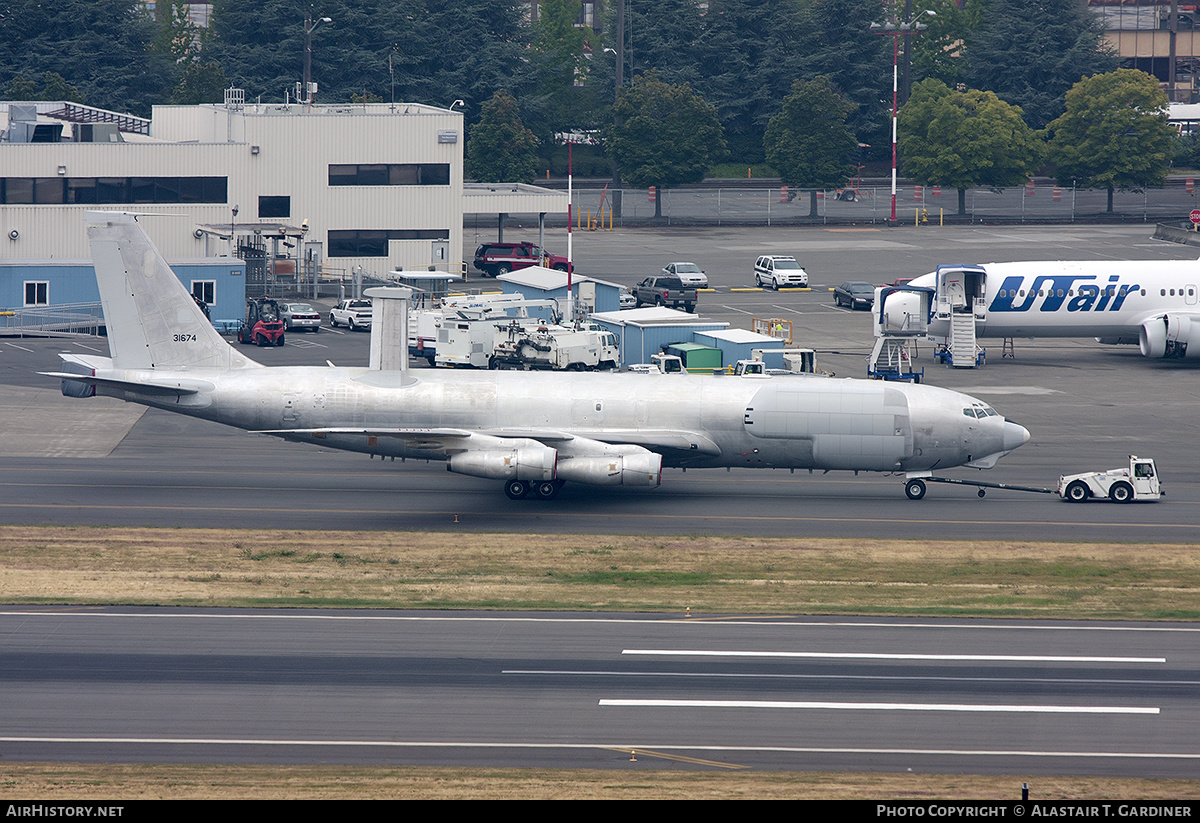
[237,297,286,346]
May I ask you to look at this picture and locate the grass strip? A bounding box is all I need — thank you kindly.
[2,763,1198,800]
[1,526,1198,619]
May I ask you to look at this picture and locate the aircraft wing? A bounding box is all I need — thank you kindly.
[254,426,722,456]
[481,428,722,456]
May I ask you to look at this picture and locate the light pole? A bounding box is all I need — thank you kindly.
[303,12,332,106]
[871,10,933,222]
[230,204,238,258]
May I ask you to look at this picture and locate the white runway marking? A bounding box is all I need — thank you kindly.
[505,669,1198,686]
[598,699,1159,714]
[622,649,1167,664]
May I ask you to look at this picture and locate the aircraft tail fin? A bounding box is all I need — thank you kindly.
[85,211,260,371]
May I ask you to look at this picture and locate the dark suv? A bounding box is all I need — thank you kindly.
[473,242,570,277]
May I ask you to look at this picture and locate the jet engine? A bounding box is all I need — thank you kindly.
[556,451,663,487]
[447,446,557,481]
[878,289,923,333]
[58,359,97,398]
[1139,314,1197,359]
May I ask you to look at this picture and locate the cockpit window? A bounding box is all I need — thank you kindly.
[964,405,998,419]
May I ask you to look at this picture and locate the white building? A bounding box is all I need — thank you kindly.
[0,97,471,281]
[0,97,566,330]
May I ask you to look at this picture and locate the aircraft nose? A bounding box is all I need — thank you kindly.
[1003,421,1031,452]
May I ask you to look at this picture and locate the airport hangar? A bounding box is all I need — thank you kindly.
[0,97,566,327]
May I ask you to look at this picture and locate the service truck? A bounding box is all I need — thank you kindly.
[489,321,619,371]
[433,318,618,371]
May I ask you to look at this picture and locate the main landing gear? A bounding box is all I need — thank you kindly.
[504,479,565,500]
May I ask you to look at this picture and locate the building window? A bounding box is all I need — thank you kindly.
[327,164,451,186]
[328,229,451,258]
[24,281,48,306]
[191,280,215,305]
[258,196,291,218]
[1,177,227,205]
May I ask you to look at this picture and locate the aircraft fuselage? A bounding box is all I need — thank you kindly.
[100,365,1025,474]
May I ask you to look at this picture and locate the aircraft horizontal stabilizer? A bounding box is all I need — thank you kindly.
[40,371,204,397]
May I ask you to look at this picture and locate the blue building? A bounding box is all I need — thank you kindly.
[589,307,728,367]
[1,258,247,330]
[496,266,625,316]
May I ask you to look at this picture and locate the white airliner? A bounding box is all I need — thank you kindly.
[45,213,1029,501]
[880,261,1200,360]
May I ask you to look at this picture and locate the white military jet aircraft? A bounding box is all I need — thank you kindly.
[881,261,1200,360]
[47,213,1029,501]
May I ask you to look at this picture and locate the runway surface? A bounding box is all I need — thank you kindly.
[2,607,1197,775]
[2,224,1197,774]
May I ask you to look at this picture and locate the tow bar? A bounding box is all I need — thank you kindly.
[904,476,1054,500]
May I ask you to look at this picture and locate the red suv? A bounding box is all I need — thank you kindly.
[473,242,570,277]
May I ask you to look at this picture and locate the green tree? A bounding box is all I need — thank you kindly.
[1045,69,1175,213]
[691,0,782,163]
[905,0,983,89]
[208,0,526,123]
[764,77,858,218]
[521,0,599,143]
[170,63,229,105]
[5,72,85,103]
[408,1,527,126]
[467,90,538,183]
[152,0,201,64]
[798,0,893,160]
[605,72,727,218]
[0,0,172,115]
[965,0,1117,129]
[898,79,1043,215]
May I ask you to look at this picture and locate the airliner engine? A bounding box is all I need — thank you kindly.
[557,451,663,486]
[1139,314,1198,359]
[447,445,557,481]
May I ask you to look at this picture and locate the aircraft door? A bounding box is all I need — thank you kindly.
[1186,285,1197,306]
[935,264,988,334]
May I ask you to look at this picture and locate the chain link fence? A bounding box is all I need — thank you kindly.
[553,181,1200,227]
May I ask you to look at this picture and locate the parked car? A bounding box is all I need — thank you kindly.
[753,255,809,289]
[618,288,636,309]
[633,276,698,312]
[281,302,322,332]
[834,281,876,310]
[473,241,570,277]
[329,298,372,330]
[661,261,708,289]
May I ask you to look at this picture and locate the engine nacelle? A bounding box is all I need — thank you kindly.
[556,452,663,487]
[447,446,557,481]
[878,289,922,333]
[58,360,97,398]
[1140,314,1197,359]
